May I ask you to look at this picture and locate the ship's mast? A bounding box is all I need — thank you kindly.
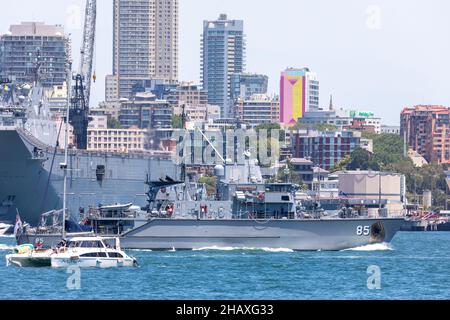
[62,60,73,239]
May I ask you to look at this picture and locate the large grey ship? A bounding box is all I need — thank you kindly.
[0,81,177,225]
[17,158,405,251]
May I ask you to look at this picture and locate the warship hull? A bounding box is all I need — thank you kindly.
[17,218,405,251]
[116,218,404,251]
[0,128,177,224]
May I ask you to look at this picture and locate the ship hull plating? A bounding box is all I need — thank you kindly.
[0,129,177,224]
[118,218,404,251]
[116,217,402,250]
[19,218,404,251]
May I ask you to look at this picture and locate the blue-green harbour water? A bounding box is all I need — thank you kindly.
[0,232,449,300]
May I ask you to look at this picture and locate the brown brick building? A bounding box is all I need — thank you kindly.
[400,105,450,164]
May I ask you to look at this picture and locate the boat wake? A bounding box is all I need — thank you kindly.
[193,246,294,253]
[342,243,393,252]
[0,244,15,251]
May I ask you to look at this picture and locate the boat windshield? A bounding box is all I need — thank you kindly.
[67,241,79,248]
[66,240,105,248]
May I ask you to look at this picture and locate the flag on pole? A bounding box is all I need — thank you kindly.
[14,210,23,237]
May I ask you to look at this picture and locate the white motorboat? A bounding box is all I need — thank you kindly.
[50,237,138,268]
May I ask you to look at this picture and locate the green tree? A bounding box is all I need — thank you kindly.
[198,175,218,196]
[332,132,449,211]
[172,115,183,129]
[107,117,122,129]
[291,122,337,131]
[274,161,305,187]
[346,147,380,171]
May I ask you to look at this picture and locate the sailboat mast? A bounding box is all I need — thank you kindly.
[62,61,72,239]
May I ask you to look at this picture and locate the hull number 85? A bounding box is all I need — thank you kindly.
[356,226,370,236]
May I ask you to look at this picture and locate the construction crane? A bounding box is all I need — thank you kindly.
[70,0,96,149]
[79,0,97,108]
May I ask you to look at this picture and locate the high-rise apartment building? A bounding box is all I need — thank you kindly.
[105,75,119,102]
[401,105,450,164]
[112,0,178,100]
[201,14,245,118]
[235,94,279,127]
[119,93,173,129]
[0,22,70,87]
[279,67,319,125]
[291,129,361,170]
[167,82,208,107]
[230,73,268,101]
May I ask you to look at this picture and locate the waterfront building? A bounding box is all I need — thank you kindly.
[235,94,279,127]
[130,78,178,100]
[201,14,245,117]
[338,171,405,214]
[401,105,450,164]
[45,82,68,115]
[360,138,373,153]
[286,157,314,186]
[167,82,209,107]
[93,101,122,121]
[112,0,178,99]
[87,128,146,152]
[105,75,119,102]
[230,73,268,102]
[279,67,319,125]
[0,22,70,87]
[119,92,172,129]
[173,104,220,124]
[297,109,381,134]
[291,129,361,170]
[381,125,400,135]
[89,115,108,129]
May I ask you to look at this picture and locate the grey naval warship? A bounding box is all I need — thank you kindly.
[0,80,177,225]
[18,156,405,251]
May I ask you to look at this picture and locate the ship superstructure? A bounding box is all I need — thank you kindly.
[0,80,177,225]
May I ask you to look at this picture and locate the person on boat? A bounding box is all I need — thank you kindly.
[57,239,67,248]
[35,240,44,250]
[54,239,67,253]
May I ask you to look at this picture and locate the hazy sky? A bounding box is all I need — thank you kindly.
[1,0,449,125]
